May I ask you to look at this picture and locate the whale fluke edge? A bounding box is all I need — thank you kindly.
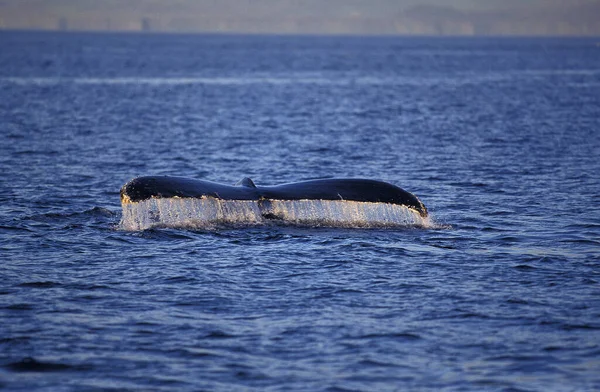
[120,176,428,218]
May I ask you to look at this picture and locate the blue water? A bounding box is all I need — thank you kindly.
[1,31,600,391]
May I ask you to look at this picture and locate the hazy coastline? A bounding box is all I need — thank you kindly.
[1,0,599,36]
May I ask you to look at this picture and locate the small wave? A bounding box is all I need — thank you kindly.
[17,281,61,289]
[351,332,422,341]
[0,225,34,233]
[0,74,515,88]
[0,76,350,86]
[513,264,537,271]
[5,357,85,373]
[202,330,238,339]
[4,303,34,311]
[25,207,117,221]
[561,323,600,331]
[119,197,436,231]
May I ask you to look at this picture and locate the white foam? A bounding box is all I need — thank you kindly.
[0,74,529,87]
[119,197,433,231]
[0,76,349,86]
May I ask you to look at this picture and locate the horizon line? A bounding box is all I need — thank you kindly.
[2,28,599,39]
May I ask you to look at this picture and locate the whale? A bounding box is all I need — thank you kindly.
[121,176,427,216]
[119,176,428,230]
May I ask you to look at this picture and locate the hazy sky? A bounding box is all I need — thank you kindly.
[1,0,598,35]
[0,0,555,13]
[386,0,540,9]
[0,0,595,14]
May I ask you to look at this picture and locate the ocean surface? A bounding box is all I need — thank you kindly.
[1,31,599,391]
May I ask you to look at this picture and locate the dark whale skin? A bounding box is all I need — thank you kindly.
[120,176,428,218]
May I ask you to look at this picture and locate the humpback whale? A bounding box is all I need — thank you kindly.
[120,176,428,230]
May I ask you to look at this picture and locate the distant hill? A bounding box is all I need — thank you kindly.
[0,0,598,35]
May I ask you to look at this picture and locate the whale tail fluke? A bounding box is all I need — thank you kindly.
[119,176,429,230]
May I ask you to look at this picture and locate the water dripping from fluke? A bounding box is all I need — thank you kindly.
[119,197,439,231]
